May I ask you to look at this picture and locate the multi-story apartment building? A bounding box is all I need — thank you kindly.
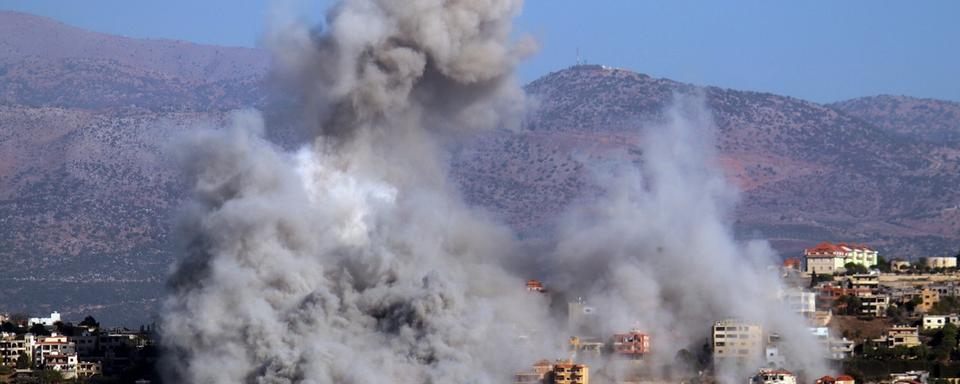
[611,330,650,360]
[859,293,891,318]
[33,335,76,366]
[917,288,941,313]
[712,319,763,367]
[550,360,589,384]
[876,326,921,348]
[804,242,878,274]
[780,288,817,316]
[0,333,35,367]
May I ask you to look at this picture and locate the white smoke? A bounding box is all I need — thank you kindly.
[160,1,829,383]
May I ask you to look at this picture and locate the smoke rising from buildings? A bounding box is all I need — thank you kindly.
[160,1,828,383]
[545,98,829,380]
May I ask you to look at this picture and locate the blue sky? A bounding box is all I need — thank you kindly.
[2,0,958,102]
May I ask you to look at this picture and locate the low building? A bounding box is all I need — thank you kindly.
[891,260,912,271]
[816,375,855,384]
[783,258,802,271]
[810,327,856,360]
[611,330,650,359]
[28,312,61,327]
[876,326,921,348]
[77,359,102,378]
[751,369,797,384]
[711,319,763,367]
[925,257,957,269]
[923,314,960,330]
[43,352,79,379]
[890,370,928,384]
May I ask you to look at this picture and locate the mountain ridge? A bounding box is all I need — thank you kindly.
[1,11,958,324]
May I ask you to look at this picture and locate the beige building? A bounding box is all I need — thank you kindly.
[712,319,763,367]
[805,242,879,274]
[918,288,941,313]
[551,360,589,384]
[891,260,912,271]
[859,294,891,318]
[926,257,958,269]
[876,326,921,348]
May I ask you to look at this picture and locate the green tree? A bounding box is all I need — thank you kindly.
[37,369,64,383]
[79,316,99,328]
[28,323,50,336]
[931,323,959,362]
[933,296,960,315]
[875,256,891,272]
[836,294,863,315]
[844,262,869,275]
[16,352,29,369]
[0,322,15,333]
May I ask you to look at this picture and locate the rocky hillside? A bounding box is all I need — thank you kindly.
[0,11,269,110]
[1,13,959,324]
[829,95,960,142]
[452,66,960,257]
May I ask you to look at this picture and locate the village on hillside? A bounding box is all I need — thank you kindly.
[509,242,960,384]
[2,244,960,384]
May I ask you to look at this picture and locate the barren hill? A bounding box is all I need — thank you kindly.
[830,95,960,142]
[453,65,960,257]
[1,13,959,324]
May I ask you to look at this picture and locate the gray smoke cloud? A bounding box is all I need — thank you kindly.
[160,1,562,383]
[160,1,830,383]
[544,97,830,381]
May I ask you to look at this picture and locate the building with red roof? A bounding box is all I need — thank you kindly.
[804,241,878,274]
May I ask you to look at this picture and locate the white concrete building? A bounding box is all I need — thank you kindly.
[751,369,798,384]
[922,314,960,330]
[925,257,957,269]
[28,311,61,327]
[780,288,816,316]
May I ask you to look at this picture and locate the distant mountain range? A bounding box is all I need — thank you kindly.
[1,11,957,325]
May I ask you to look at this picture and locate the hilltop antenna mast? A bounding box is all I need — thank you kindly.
[576,47,582,66]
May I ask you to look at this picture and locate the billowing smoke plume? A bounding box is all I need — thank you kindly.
[545,97,829,380]
[161,1,829,383]
[161,1,556,383]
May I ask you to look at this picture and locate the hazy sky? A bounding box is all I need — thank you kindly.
[3,0,958,103]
